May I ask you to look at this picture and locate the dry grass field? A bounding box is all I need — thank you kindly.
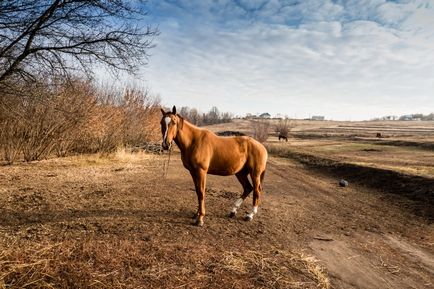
[1,120,433,288]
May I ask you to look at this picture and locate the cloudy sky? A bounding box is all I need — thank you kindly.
[142,0,434,120]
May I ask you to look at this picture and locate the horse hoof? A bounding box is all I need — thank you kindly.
[244,215,253,222]
[229,211,236,218]
[195,220,204,227]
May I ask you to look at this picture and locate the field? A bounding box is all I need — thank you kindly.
[1,120,433,288]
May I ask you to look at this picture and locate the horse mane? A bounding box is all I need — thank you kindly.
[176,114,184,130]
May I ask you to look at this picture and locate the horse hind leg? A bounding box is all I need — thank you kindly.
[245,170,265,221]
[229,171,253,218]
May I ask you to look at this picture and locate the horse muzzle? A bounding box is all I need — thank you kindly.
[162,141,172,150]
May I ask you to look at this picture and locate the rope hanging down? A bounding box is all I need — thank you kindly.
[162,142,173,179]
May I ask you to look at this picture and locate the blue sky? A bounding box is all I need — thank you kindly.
[141,0,434,120]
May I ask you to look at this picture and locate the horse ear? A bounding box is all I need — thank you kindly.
[172,105,176,114]
[160,108,165,115]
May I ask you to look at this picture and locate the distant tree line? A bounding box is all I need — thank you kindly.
[401,113,434,121]
[375,113,434,121]
[177,106,233,126]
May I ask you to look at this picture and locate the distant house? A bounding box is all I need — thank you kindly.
[259,112,271,119]
[400,115,413,121]
[311,115,325,121]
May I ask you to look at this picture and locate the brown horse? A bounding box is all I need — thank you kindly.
[160,106,268,226]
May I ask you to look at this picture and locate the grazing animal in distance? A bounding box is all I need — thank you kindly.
[278,134,288,142]
[160,106,268,227]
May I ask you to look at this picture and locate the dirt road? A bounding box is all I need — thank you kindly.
[264,157,433,288]
[0,152,433,288]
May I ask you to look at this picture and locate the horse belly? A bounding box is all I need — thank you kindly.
[208,153,246,176]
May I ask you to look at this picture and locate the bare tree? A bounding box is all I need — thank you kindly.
[206,106,220,124]
[275,117,294,138]
[252,119,270,143]
[188,108,200,125]
[0,0,158,84]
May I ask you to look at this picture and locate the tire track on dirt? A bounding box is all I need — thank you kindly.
[264,156,434,289]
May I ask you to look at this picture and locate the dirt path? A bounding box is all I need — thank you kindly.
[264,157,434,288]
[0,153,433,288]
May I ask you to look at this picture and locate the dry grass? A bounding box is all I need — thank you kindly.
[0,239,170,289]
[221,249,330,289]
[0,240,329,289]
[0,151,331,289]
[266,140,434,178]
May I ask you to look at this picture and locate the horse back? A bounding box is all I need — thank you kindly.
[207,134,267,175]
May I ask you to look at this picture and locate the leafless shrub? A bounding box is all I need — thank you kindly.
[275,117,294,138]
[252,119,270,143]
[74,85,160,154]
[0,79,160,163]
[121,88,161,146]
[0,79,96,162]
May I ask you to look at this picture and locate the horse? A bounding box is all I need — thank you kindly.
[160,106,268,227]
[278,134,288,142]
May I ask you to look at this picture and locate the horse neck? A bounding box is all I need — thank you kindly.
[174,119,197,152]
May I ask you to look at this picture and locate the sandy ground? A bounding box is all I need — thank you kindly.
[0,148,433,288]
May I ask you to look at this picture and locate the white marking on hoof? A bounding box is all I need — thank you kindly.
[244,213,254,221]
[253,206,258,214]
[244,206,258,221]
[230,198,244,216]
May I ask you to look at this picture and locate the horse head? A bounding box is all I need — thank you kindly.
[160,105,183,150]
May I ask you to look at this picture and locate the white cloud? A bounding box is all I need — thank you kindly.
[140,0,434,120]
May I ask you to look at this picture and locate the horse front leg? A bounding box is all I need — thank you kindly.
[190,169,207,227]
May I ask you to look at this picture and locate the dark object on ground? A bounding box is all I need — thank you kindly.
[217,131,246,136]
[339,179,349,187]
[376,133,382,138]
[362,148,381,152]
[313,236,334,241]
[279,134,288,142]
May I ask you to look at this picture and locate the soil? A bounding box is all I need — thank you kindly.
[0,149,433,288]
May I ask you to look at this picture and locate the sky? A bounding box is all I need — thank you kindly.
[140,0,434,120]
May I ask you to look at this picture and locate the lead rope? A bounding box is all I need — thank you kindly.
[163,142,173,179]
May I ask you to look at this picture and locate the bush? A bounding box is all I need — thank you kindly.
[275,118,294,138]
[252,120,270,143]
[0,79,160,163]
